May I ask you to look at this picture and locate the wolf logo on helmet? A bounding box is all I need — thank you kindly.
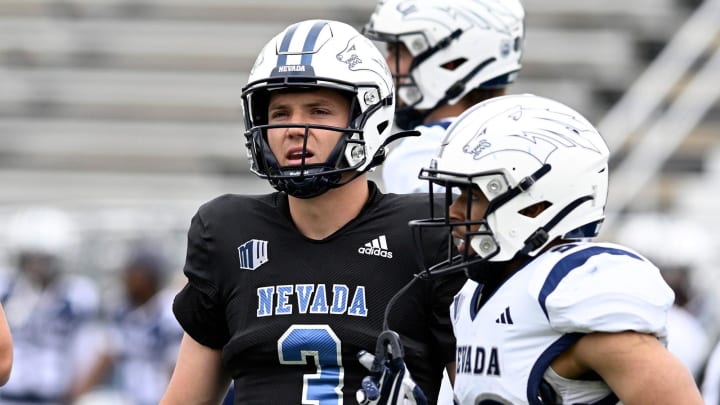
[456,104,605,163]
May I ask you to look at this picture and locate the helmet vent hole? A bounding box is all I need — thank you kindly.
[376,120,389,134]
[441,57,467,71]
[519,201,552,218]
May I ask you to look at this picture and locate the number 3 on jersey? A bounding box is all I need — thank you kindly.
[278,325,344,404]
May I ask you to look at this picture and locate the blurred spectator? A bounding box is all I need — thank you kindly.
[0,207,100,404]
[69,246,182,405]
[614,212,712,381]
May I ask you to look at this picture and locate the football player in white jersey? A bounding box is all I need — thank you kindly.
[407,94,703,404]
[363,0,524,194]
[69,247,183,405]
[0,207,100,404]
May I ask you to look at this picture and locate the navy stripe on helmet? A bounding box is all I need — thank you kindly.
[276,20,328,68]
[276,23,299,66]
[300,21,328,65]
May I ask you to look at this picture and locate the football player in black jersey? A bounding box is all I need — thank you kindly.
[161,19,464,405]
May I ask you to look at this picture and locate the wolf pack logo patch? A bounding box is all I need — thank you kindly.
[238,239,269,270]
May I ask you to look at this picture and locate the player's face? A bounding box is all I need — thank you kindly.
[385,41,413,80]
[123,265,158,305]
[448,185,490,254]
[266,88,350,167]
[19,253,57,285]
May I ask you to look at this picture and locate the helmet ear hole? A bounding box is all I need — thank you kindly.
[518,201,552,218]
[376,120,389,135]
[441,58,468,71]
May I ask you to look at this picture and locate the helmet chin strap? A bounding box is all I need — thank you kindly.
[395,57,496,130]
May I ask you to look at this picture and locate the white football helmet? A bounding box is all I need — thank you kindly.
[4,206,79,276]
[5,206,78,258]
[364,0,525,129]
[242,19,397,198]
[410,94,609,276]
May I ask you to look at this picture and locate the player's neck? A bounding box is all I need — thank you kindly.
[288,175,369,240]
[423,102,466,124]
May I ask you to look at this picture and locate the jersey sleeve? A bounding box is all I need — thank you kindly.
[173,208,231,349]
[543,247,674,341]
[382,124,447,194]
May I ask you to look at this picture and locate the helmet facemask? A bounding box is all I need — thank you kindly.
[410,165,553,279]
[243,80,380,198]
[365,28,468,130]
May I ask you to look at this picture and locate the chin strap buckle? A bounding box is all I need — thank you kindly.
[521,228,549,254]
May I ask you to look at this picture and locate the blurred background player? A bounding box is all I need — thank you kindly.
[161,19,462,404]
[69,245,183,405]
[405,94,703,404]
[0,207,100,404]
[363,0,525,193]
[614,213,713,383]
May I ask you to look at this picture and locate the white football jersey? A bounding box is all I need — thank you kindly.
[108,289,183,405]
[382,120,453,194]
[0,271,99,403]
[450,242,674,405]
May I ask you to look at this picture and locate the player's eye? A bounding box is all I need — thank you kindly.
[311,108,332,116]
[268,110,289,121]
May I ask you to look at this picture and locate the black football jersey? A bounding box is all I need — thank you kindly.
[173,181,464,404]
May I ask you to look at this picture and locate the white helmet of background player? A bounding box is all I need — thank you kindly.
[242,19,396,198]
[4,206,79,280]
[364,0,525,129]
[410,94,609,276]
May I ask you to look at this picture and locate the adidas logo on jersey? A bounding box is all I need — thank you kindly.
[495,306,513,324]
[357,235,393,258]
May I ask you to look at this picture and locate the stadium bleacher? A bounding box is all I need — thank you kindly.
[0,0,717,233]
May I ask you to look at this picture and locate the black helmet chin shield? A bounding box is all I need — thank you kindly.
[245,119,364,199]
